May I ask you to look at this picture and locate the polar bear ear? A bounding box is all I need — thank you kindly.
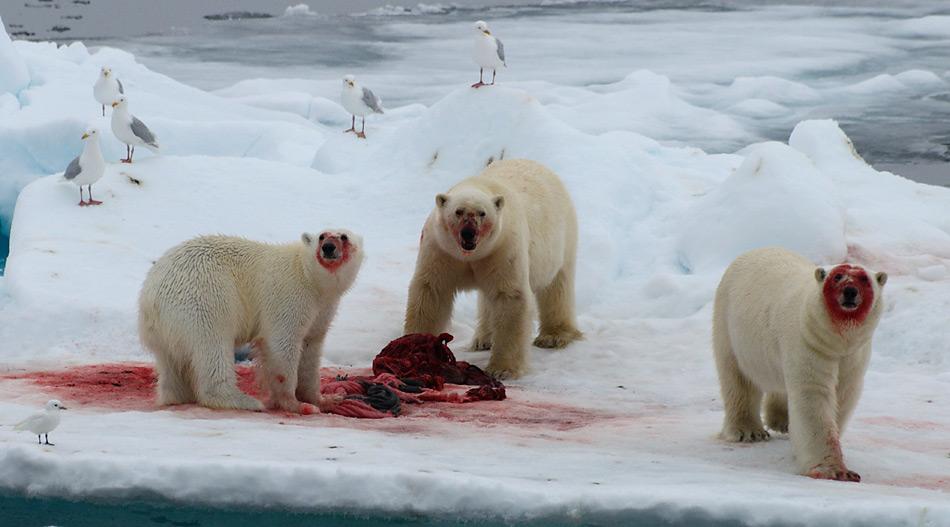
[493,196,504,211]
[436,194,449,208]
[301,232,313,246]
[814,268,827,283]
[875,271,888,286]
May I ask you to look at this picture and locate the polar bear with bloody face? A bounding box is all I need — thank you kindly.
[712,247,886,482]
[404,159,582,379]
[139,231,363,413]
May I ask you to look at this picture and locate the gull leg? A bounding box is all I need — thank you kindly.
[87,184,103,206]
[357,117,366,139]
[78,186,88,207]
[344,115,356,134]
[121,144,131,164]
[101,104,105,117]
[37,435,41,444]
[472,68,485,89]
[129,146,135,163]
[491,69,496,85]
[44,434,54,446]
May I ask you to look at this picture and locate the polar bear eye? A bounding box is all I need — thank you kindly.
[340,234,349,243]
[478,211,486,217]
[455,209,464,217]
[834,273,844,282]
[319,234,326,242]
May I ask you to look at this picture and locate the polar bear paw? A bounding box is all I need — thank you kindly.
[806,463,861,482]
[470,335,493,352]
[203,392,265,412]
[533,328,583,349]
[721,422,771,443]
[485,357,526,380]
[765,412,789,434]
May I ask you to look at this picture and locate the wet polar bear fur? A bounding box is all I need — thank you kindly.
[713,247,886,482]
[139,231,363,413]
[404,159,582,379]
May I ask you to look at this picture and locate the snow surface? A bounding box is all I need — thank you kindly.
[1,17,949,527]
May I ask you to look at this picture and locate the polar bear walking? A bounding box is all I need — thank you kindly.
[404,159,582,379]
[713,247,886,482]
[139,231,363,414]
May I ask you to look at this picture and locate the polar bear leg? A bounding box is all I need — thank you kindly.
[260,330,306,413]
[191,334,263,411]
[533,267,582,349]
[296,317,331,405]
[405,275,456,335]
[764,392,789,433]
[155,353,195,406]
[471,294,493,351]
[714,329,769,442]
[485,289,531,379]
[786,356,859,481]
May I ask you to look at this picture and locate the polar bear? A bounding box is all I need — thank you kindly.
[713,247,887,482]
[404,159,582,379]
[138,230,363,414]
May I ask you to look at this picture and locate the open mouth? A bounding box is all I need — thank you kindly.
[841,300,859,310]
[459,225,478,252]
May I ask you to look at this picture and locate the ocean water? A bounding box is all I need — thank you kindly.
[0,492,790,527]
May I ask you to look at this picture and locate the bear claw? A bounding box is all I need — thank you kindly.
[533,329,582,349]
[721,424,770,443]
[807,464,861,482]
[470,337,492,352]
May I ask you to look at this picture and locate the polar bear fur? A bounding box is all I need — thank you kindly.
[138,230,363,413]
[713,247,886,482]
[404,159,582,379]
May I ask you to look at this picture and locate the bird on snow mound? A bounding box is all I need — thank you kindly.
[64,128,107,206]
[471,20,506,88]
[341,74,384,139]
[93,66,124,117]
[15,400,67,446]
[111,96,160,163]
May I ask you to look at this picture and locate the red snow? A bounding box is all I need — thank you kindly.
[1,363,611,432]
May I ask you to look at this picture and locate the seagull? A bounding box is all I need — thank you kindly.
[93,66,124,117]
[472,20,506,88]
[15,400,67,446]
[64,128,106,206]
[111,96,160,163]
[341,75,384,139]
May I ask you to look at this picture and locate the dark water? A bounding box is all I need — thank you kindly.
[0,492,788,527]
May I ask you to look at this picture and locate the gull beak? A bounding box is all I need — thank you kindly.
[484,30,491,35]
[61,406,68,410]
[81,133,89,140]
[111,101,119,108]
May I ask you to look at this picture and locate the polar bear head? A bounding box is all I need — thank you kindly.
[433,187,505,260]
[814,264,886,332]
[301,229,364,286]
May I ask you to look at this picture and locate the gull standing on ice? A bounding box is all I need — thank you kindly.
[93,66,124,117]
[64,128,106,206]
[471,20,505,88]
[15,400,67,446]
[341,75,384,139]
[111,96,160,163]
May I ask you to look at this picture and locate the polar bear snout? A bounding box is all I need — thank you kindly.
[840,286,860,310]
[321,241,339,259]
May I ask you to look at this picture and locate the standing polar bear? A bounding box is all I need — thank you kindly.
[139,231,363,414]
[404,159,582,379]
[713,247,886,482]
